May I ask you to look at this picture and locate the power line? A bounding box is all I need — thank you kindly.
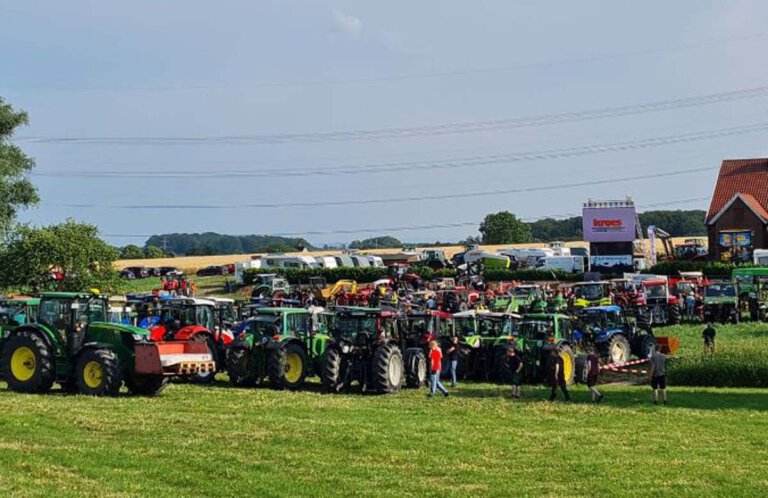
[101,197,711,240]
[18,84,768,145]
[9,31,767,92]
[49,166,717,211]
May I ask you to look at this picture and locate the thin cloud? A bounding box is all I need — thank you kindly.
[332,11,362,38]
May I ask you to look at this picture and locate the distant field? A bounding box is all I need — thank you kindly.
[116,237,699,272]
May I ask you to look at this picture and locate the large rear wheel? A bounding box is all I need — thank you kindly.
[601,334,631,365]
[268,343,307,390]
[321,348,350,393]
[403,347,426,388]
[75,348,122,396]
[370,343,404,394]
[667,305,681,325]
[1,330,55,394]
[226,347,257,387]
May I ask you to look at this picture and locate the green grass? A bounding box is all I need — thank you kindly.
[1,380,767,497]
[120,275,240,299]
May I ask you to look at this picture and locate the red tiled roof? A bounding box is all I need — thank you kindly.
[706,158,768,223]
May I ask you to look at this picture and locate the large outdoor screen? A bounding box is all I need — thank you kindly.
[582,206,637,243]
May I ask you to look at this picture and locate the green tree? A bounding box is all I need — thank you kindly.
[120,244,145,259]
[479,211,532,244]
[349,236,402,249]
[0,220,120,292]
[144,245,165,258]
[0,97,39,234]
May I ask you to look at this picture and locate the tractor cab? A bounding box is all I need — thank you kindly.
[518,313,575,385]
[0,297,39,332]
[571,282,612,309]
[251,274,290,299]
[399,310,453,348]
[330,307,397,346]
[37,292,109,336]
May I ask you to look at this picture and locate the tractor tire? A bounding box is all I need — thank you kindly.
[126,375,168,396]
[321,348,350,393]
[632,334,656,360]
[601,334,631,365]
[190,334,217,384]
[226,347,256,387]
[268,343,307,390]
[492,344,513,384]
[75,348,123,396]
[369,343,404,394]
[667,305,681,325]
[403,347,427,388]
[574,354,588,384]
[1,330,55,394]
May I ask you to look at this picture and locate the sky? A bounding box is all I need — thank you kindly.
[2,0,768,247]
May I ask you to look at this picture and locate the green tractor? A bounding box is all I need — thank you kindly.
[703,282,740,324]
[321,307,404,394]
[1,292,215,396]
[452,310,522,382]
[732,267,768,321]
[511,313,576,385]
[493,285,547,314]
[251,274,291,300]
[0,297,39,333]
[226,307,330,390]
[570,281,612,311]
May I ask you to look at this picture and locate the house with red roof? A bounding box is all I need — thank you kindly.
[706,158,768,262]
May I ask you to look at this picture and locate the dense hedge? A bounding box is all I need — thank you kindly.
[669,338,768,388]
[646,261,756,278]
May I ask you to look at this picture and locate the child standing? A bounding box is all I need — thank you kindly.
[586,349,603,403]
[428,340,449,398]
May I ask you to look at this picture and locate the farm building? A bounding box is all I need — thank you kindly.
[706,158,768,262]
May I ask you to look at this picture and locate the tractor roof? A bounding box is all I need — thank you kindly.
[583,305,622,313]
[572,281,609,286]
[521,312,570,320]
[167,297,216,307]
[335,306,395,317]
[0,297,40,305]
[642,279,667,286]
[207,297,235,304]
[254,307,309,315]
[40,292,104,300]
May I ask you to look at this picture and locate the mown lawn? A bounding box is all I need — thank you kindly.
[1,378,766,497]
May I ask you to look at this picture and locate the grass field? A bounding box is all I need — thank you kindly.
[0,323,767,496]
[120,275,243,299]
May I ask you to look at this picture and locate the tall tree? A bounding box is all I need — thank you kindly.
[479,211,533,244]
[0,97,38,235]
[0,220,120,292]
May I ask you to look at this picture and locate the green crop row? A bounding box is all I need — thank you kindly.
[669,337,768,388]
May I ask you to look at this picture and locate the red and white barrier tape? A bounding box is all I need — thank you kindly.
[600,358,649,371]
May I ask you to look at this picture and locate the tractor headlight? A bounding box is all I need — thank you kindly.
[340,343,351,354]
[131,333,145,342]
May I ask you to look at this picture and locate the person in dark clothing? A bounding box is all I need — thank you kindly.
[446,336,461,387]
[702,322,716,355]
[585,349,603,403]
[548,348,571,402]
[507,346,523,399]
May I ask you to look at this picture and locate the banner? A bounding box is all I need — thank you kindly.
[582,206,637,243]
[647,225,657,266]
[590,255,633,272]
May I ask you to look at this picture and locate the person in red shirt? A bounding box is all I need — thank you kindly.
[428,340,449,398]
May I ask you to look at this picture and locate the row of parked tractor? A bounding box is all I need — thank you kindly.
[1,266,764,397]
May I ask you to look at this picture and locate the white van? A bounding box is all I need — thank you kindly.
[235,259,262,284]
[754,249,768,266]
[535,256,585,274]
[366,255,385,268]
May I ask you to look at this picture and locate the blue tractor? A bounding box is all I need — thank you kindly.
[574,305,655,365]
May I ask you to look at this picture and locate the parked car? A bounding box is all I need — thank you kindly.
[197,265,225,277]
[159,266,182,276]
[124,266,151,279]
[119,269,136,280]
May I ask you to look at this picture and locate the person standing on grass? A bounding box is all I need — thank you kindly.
[649,349,668,405]
[446,336,461,388]
[548,348,571,402]
[702,322,717,355]
[585,348,603,403]
[428,340,449,398]
[685,292,696,321]
[507,346,523,399]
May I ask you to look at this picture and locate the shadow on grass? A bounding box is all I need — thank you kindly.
[451,384,768,411]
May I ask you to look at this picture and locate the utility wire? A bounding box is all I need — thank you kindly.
[101,197,711,240]
[29,121,768,179]
[9,31,768,92]
[49,167,716,210]
[19,84,768,145]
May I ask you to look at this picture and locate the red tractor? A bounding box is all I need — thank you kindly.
[149,297,231,383]
[637,279,681,326]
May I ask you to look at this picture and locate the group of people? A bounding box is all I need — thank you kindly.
[160,275,197,297]
[424,339,672,406]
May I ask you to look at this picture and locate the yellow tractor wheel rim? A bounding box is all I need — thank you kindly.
[10,346,36,382]
[561,352,573,382]
[284,352,303,384]
[83,360,104,389]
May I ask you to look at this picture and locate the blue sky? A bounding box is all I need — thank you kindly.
[2,0,768,246]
